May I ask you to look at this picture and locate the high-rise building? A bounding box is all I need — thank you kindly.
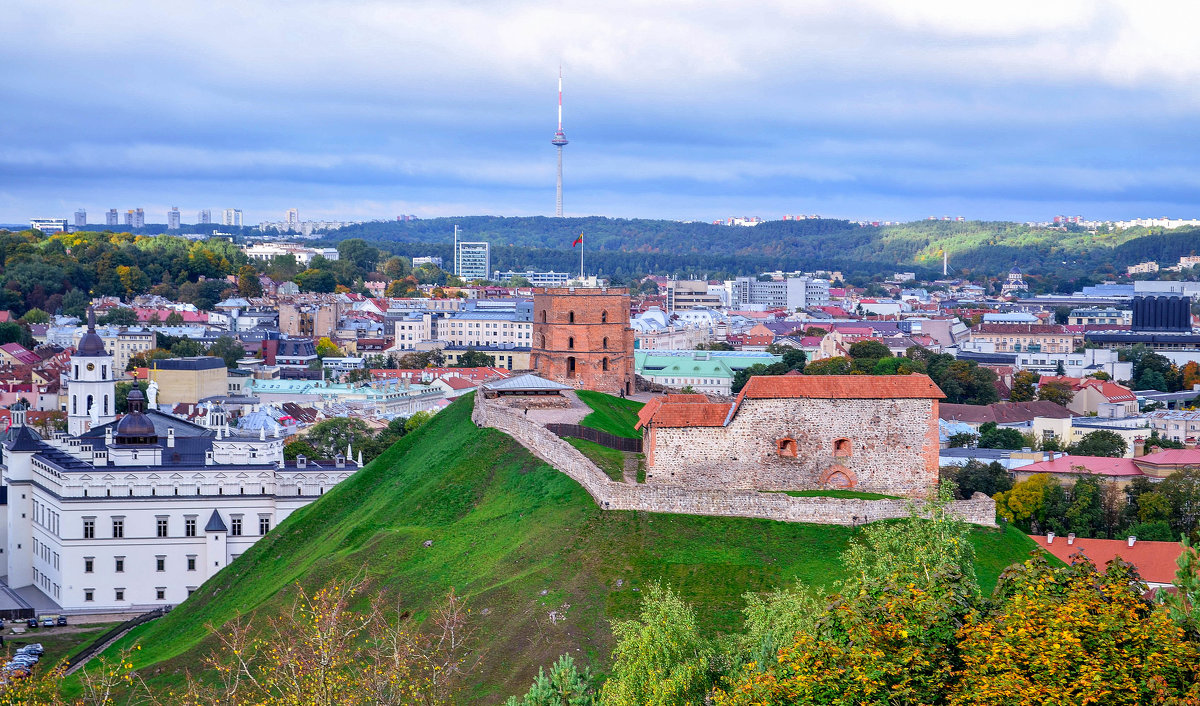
[133,208,145,228]
[124,210,133,226]
[455,241,491,281]
[168,207,181,230]
[106,209,118,227]
[198,209,211,224]
[222,208,243,227]
[286,208,299,230]
[74,209,87,228]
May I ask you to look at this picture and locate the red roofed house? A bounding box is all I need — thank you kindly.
[1033,534,1189,589]
[635,374,945,497]
[1012,447,1200,487]
[0,343,41,366]
[1038,376,1138,417]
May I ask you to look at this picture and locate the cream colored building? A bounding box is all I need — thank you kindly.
[72,328,155,372]
[149,357,229,407]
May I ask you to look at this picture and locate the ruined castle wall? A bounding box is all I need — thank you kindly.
[472,393,994,526]
[647,397,939,497]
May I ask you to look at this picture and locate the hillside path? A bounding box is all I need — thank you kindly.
[523,391,590,426]
[621,452,639,484]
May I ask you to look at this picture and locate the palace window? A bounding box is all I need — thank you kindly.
[111,518,124,538]
[231,517,243,536]
[185,517,197,537]
[114,557,124,573]
[157,517,169,537]
[84,557,94,573]
[156,556,165,572]
[83,518,95,539]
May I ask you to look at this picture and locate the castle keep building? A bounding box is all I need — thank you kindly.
[636,375,945,497]
[531,287,635,395]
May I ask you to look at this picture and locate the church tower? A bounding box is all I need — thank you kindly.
[68,308,117,436]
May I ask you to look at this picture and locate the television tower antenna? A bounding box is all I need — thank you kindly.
[551,65,569,217]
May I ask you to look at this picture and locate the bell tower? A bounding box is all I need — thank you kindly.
[68,308,117,436]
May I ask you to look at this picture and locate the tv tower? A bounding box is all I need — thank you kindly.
[551,66,569,217]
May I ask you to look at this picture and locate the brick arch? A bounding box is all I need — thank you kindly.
[819,464,857,489]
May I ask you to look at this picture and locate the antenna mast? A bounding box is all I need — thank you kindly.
[551,65,569,218]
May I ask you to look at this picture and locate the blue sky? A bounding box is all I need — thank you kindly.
[4,0,1200,225]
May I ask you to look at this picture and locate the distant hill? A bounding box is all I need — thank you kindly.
[90,395,1046,702]
[322,217,1200,287]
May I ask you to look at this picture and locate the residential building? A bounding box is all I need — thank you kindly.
[492,269,571,286]
[167,207,181,230]
[1146,410,1200,444]
[74,210,86,228]
[455,241,491,281]
[730,276,829,311]
[222,209,243,227]
[1034,534,1187,590]
[198,209,212,224]
[30,219,68,234]
[1037,376,1139,417]
[967,324,1083,354]
[243,243,339,266]
[106,209,118,227]
[442,344,530,371]
[412,256,443,268]
[1068,307,1131,326]
[1127,261,1159,275]
[286,208,299,230]
[634,350,782,395]
[664,280,724,312]
[71,327,155,372]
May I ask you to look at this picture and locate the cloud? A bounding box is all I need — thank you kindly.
[2,0,1200,223]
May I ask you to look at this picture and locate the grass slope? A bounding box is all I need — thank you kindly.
[87,395,1042,703]
[575,390,643,439]
[566,438,626,481]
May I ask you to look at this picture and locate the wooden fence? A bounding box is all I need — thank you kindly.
[544,424,643,452]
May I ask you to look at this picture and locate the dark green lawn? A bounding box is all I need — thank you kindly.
[575,390,643,438]
[566,437,626,481]
[77,394,1047,702]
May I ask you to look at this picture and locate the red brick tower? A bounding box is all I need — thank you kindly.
[531,287,634,395]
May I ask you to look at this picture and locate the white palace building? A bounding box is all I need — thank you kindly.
[0,313,359,612]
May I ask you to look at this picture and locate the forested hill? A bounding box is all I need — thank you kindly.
[323,216,1200,287]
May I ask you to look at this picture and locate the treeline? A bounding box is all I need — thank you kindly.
[321,217,1200,290]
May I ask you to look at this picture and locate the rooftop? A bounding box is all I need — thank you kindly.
[739,374,945,400]
[1032,535,1187,585]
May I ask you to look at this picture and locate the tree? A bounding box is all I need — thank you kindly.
[19,307,49,324]
[237,264,263,297]
[454,348,496,368]
[404,410,435,434]
[600,583,716,706]
[946,431,978,448]
[315,337,341,359]
[978,422,1025,450]
[295,268,337,293]
[303,417,374,459]
[1036,380,1074,407]
[949,554,1200,705]
[208,335,246,368]
[847,340,891,362]
[802,356,852,376]
[1068,430,1128,457]
[506,654,597,706]
[946,459,1012,498]
[284,440,319,461]
[337,238,381,272]
[1009,370,1037,402]
[99,307,138,326]
[994,474,1057,527]
[61,288,89,318]
[1164,536,1200,641]
[380,255,412,279]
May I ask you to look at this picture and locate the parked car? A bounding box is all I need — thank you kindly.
[24,619,37,629]
[56,616,67,626]
[17,643,42,655]
[39,616,54,628]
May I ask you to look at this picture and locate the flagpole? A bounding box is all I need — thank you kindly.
[580,233,584,280]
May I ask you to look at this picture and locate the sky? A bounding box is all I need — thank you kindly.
[3,0,1200,226]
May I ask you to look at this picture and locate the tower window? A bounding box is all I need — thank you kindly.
[603,337,609,349]
[833,438,852,457]
[601,310,608,323]
[602,357,609,371]
[569,311,575,323]
[777,439,798,457]
[568,336,574,349]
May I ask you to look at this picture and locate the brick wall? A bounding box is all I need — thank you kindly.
[647,397,938,497]
[472,393,996,527]
[531,288,635,395]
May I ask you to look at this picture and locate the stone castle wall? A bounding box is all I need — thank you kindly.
[472,393,996,527]
[647,397,939,497]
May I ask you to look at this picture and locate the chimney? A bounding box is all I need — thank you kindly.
[1046,532,1055,544]
[105,426,113,446]
[1067,533,1075,545]
[297,455,306,468]
[335,454,345,468]
[1127,535,1136,547]
[167,428,175,448]
[1134,437,1145,457]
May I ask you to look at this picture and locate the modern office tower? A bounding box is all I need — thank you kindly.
[168,207,181,230]
[74,209,87,227]
[198,209,211,224]
[456,241,491,281]
[222,208,243,227]
[106,209,118,227]
[286,208,299,230]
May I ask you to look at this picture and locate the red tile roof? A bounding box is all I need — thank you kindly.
[975,323,1072,334]
[739,374,945,400]
[641,402,733,428]
[1134,449,1200,467]
[1014,456,1141,477]
[1032,535,1187,585]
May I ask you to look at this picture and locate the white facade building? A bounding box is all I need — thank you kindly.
[455,241,490,281]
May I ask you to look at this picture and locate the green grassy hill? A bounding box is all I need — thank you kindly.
[88,395,1041,702]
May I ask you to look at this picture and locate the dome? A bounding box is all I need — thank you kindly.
[76,308,108,357]
[114,388,157,442]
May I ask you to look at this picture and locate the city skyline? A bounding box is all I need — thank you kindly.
[4,1,1200,224]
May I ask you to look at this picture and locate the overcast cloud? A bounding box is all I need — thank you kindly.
[3,0,1199,224]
